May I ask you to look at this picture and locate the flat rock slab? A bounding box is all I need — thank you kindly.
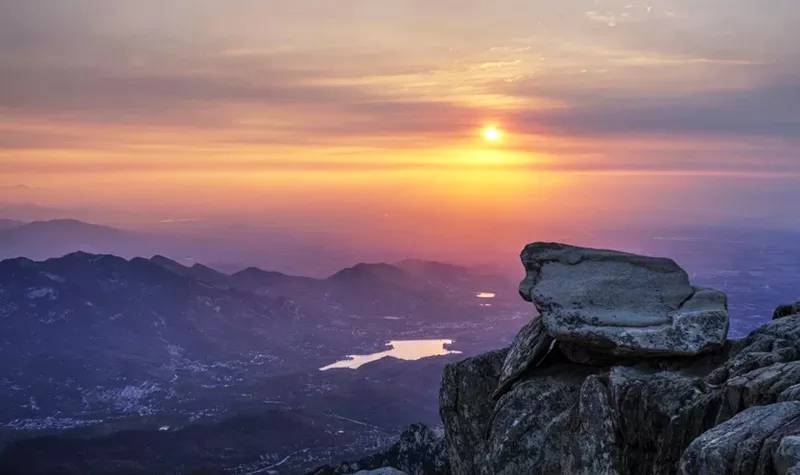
[519,242,729,357]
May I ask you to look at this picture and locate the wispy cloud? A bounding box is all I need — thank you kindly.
[0,0,798,175]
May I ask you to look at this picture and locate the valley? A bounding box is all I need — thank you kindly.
[0,250,526,473]
[0,220,798,473]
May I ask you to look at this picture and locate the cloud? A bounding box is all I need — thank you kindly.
[514,78,800,140]
[1,0,799,176]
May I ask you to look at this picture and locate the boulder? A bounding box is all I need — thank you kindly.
[493,317,554,398]
[438,314,800,474]
[679,402,800,475]
[560,375,620,475]
[437,242,800,475]
[434,243,800,474]
[706,314,800,387]
[519,242,728,358]
[484,363,590,475]
[780,385,800,402]
[439,349,507,475]
[775,302,800,320]
[441,347,724,475]
[775,436,800,475]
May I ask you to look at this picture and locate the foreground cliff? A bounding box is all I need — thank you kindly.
[440,243,800,475]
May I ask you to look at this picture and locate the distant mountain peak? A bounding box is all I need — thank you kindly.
[22,218,121,231]
[149,254,228,284]
[236,266,266,275]
[56,250,121,262]
[151,254,181,264]
[0,218,143,262]
[150,254,188,271]
[35,218,87,225]
[0,218,24,231]
[327,262,406,282]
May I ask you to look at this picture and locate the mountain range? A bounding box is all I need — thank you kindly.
[0,242,525,473]
[2,218,798,474]
[0,219,148,261]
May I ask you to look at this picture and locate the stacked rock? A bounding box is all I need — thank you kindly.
[496,242,729,395]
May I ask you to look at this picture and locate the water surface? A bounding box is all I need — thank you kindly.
[320,339,461,371]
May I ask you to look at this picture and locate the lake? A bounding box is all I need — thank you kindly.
[319,339,462,371]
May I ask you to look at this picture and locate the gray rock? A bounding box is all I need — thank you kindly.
[775,436,800,475]
[780,384,800,402]
[557,341,624,366]
[723,361,800,417]
[604,365,720,475]
[441,349,726,475]
[679,402,800,475]
[485,367,587,475]
[561,375,620,475]
[440,314,800,475]
[493,317,554,397]
[705,315,800,387]
[354,469,407,475]
[775,302,800,320]
[439,349,507,475]
[519,242,728,358]
[438,244,800,475]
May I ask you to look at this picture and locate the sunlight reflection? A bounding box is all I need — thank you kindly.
[319,339,462,370]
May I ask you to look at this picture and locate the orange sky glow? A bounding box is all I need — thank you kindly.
[1,1,798,274]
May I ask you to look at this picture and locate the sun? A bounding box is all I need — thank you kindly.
[481,125,503,143]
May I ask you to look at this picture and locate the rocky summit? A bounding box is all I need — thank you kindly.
[439,242,800,475]
[519,242,729,359]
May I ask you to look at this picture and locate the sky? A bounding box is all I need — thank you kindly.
[0,0,798,273]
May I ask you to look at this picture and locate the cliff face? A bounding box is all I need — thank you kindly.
[440,243,800,475]
[441,311,800,475]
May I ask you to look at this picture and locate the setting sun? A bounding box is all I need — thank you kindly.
[482,125,503,143]
[0,2,798,473]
